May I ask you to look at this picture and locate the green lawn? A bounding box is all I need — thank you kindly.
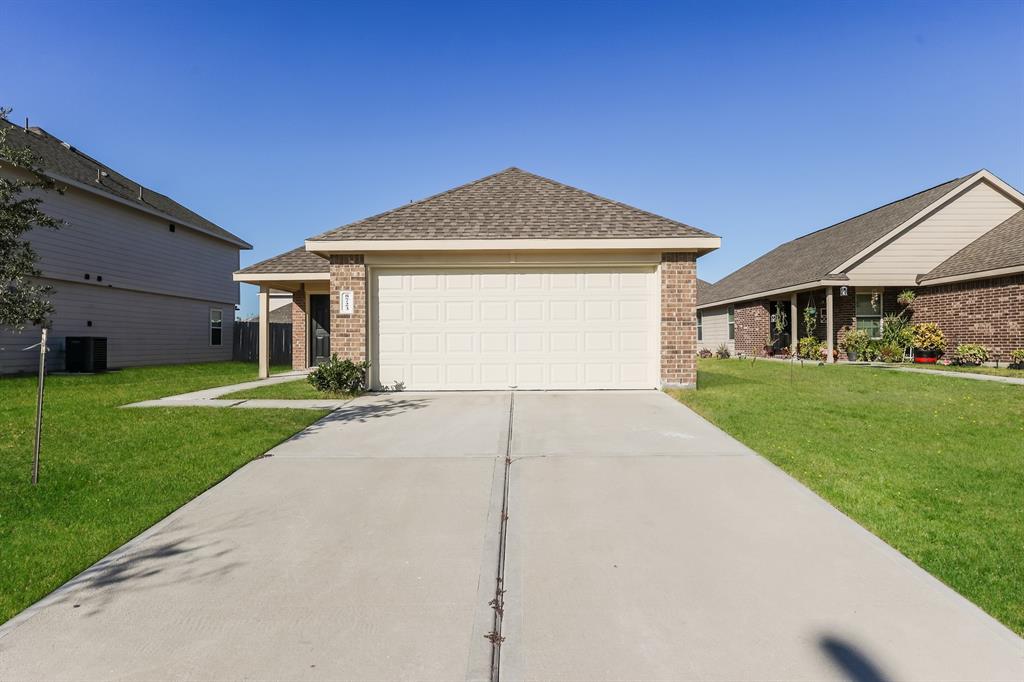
[670,358,1024,635]
[0,362,327,625]
[221,377,327,400]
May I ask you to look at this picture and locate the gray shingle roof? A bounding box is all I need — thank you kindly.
[697,278,714,302]
[1,120,250,248]
[700,174,974,306]
[309,167,716,241]
[237,246,329,275]
[920,209,1024,282]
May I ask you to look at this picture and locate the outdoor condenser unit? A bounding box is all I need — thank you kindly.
[65,336,108,373]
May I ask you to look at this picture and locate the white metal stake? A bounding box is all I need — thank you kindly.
[31,327,48,485]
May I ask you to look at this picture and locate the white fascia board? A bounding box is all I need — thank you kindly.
[233,272,330,282]
[918,265,1024,286]
[304,237,721,253]
[696,280,845,309]
[830,171,1024,275]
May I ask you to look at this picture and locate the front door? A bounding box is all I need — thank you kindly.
[310,294,331,365]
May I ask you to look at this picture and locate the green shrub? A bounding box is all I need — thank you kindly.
[798,336,823,359]
[1011,349,1024,364]
[910,323,947,352]
[307,355,370,395]
[878,342,905,363]
[715,343,731,359]
[839,329,870,355]
[953,343,989,366]
[881,314,913,353]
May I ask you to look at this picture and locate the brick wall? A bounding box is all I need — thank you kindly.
[291,287,308,370]
[913,275,1023,362]
[329,255,368,362]
[734,299,770,356]
[660,252,697,388]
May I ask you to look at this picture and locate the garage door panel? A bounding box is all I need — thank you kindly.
[373,268,657,390]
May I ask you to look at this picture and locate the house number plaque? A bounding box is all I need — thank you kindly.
[339,290,354,315]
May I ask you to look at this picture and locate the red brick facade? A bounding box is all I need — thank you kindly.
[734,300,770,356]
[329,255,368,363]
[913,275,1023,362]
[291,287,308,370]
[660,252,698,388]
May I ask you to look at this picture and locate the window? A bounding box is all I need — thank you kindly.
[855,292,882,338]
[697,311,703,341]
[727,305,735,340]
[210,308,223,346]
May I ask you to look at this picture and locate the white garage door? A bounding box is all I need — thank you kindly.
[372,267,658,390]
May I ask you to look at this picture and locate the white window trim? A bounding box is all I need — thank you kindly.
[210,307,224,347]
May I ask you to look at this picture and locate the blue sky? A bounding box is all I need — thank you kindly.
[3,0,1022,316]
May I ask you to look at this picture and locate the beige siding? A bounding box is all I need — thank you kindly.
[698,304,735,355]
[4,168,240,304]
[848,181,1022,285]
[0,278,233,373]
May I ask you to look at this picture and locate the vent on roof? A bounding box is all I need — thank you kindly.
[61,142,71,150]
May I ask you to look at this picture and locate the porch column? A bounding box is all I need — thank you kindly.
[826,286,835,363]
[258,285,270,379]
[790,292,798,354]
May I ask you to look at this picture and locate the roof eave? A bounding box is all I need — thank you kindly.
[304,237,721,254]
[916,264,1024,286]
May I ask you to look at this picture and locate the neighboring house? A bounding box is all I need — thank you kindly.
[0,121,251,373]
[698,170,1024,362]
[235,167,720,389]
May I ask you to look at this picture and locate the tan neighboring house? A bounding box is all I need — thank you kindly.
[697,169,1024,362]
[235,168,720,389]
[0,121,251,373]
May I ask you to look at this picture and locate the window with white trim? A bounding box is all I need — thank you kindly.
[727,305,735,340]
[697,310,703,341]
[210,308,223,346]
[855,292,882,339]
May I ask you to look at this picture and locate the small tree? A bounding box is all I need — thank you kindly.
[1,108,62,485]
[0,108,63,328]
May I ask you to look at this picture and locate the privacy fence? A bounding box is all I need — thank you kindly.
[232,321,292,365]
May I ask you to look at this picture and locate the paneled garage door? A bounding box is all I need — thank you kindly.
[372,267,658,390]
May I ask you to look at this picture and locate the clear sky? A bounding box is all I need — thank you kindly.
[3,0,1022,317]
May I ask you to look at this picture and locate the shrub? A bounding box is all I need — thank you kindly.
[1010,349,1024,369]
[839,329,870,355]
[953,343,989,366]
[307,355,370,395]
[715,343,731,359]
[798,336,823,359]
[896,289,917,308]
[698,347,713,359]
[881,315,913,353]
[910,323,947,352]
[878,342,905,363]
[862,339,883,362]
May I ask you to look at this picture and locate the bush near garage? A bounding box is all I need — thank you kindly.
[307,355,370,396]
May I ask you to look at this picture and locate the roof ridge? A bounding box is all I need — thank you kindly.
[791,172,975,243]
[509,167,713,237]
[308,167,521,240]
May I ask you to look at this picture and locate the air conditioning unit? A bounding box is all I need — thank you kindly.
[65,336,108,373]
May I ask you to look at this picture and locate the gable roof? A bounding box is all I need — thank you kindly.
[237,246,328,275]
[699,174,975,306]
[1,120,250,248]
[920,209,1024,283]
[697,278,714,301]
[308,167,716,242]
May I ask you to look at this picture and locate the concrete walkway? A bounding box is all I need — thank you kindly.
[1,392,1021,680]
[121,370,351,410]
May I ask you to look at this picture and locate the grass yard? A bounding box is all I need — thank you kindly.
[670,358,1024,635]
[221,377,331,400]
[0,362,327,625]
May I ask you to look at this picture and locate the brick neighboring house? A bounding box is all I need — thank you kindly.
[235,168,720,389]
[697,170,1024,363]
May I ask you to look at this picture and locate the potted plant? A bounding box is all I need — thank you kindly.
[839,329,869,361]
[952,343,989,366]
[1010,349,1024,370]
[910,323,947,363]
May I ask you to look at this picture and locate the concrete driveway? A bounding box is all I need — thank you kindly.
[1,392,1021,681]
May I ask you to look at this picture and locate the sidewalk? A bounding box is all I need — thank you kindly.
[122,370,353,410]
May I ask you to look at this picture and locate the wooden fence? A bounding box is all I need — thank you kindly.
[232,321,292,365]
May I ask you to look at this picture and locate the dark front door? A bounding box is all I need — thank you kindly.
[310,294,331,365]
